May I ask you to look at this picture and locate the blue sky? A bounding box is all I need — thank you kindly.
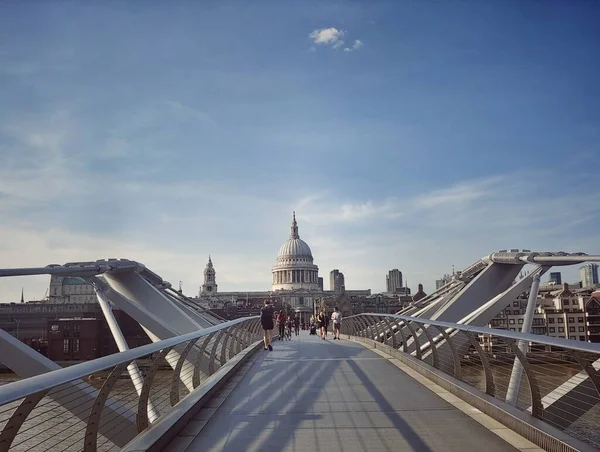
[1,1,599,302]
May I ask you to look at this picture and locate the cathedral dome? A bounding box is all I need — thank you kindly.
[272,212,319,292]
[276,212,313,260]
[278,238,313,259]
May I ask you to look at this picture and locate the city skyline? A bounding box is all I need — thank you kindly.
[1,2,599,302]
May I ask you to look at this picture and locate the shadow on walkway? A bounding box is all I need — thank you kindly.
[190,336,434,451]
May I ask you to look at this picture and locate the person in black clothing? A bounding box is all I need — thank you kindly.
[317,310,327,339]
[260,300,274,351]
[277,310,287,340]
[294,317,300,336]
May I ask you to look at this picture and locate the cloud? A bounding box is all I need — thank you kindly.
[0,107,597,301]
[298,172,600,234]
[309,27,345,47]
[413,176,503,209]
[293,171,600,289]
[1,169,599,302]
[1,3,598,307]
[1,111,598,303]
[308,29,363,52]
[0,108,88,208]
[344,39,364,52]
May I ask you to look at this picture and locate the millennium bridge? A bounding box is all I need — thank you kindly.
[1,250,600,451]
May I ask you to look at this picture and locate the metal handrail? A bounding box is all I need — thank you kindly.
[345,312,600,451]
[346,313,600,354]
[0,316,259,406]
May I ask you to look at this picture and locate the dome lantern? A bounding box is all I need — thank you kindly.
[290,211,299,239]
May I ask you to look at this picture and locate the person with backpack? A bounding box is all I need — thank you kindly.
[331,306,342,340]
[260,300,274,351]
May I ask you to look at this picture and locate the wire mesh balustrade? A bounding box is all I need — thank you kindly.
[0,316,262,452]
[342,313,600,450]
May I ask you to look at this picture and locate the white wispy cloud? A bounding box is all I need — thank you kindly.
[1,169,599,302]
[1,110,599,302]
[344,39,364,52]
[0,108,88,206]
[413,176,503,209]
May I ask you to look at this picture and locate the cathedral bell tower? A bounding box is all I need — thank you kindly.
[201,255,218,296]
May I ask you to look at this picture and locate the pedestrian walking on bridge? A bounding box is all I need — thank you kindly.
[294,316,300,336]
[277,310,287,340]
[261,300,274,351]
[317,310,329,340]
[331,306,342,340]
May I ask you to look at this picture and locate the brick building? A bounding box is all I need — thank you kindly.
[486,283,600,347]
[0,302,150,362]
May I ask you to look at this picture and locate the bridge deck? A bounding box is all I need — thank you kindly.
[167,334,521,452]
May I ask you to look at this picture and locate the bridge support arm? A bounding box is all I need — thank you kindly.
[95,284,159,422]
[506,273,541,405]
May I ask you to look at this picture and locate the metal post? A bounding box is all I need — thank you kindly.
[506,273,541,405]
[95,288,159,422]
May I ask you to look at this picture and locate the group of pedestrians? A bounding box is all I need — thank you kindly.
[275,310,301,340]
[313,306,342,340]
[260,300,342,351]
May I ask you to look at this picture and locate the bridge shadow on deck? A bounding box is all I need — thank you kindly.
[172,334,518,452]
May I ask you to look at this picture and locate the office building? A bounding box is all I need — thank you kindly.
[329,269,345,292]
[435,274,452,290]
[386,269,403,293]
[580,263,599,288]
[549,272,562,285]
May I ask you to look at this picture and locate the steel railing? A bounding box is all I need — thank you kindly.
[343,313,600,450]
[0,316,262,451]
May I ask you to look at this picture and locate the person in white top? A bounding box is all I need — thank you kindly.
[331,306,342,340]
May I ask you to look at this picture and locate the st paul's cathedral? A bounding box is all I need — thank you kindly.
[193,213,371,322]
